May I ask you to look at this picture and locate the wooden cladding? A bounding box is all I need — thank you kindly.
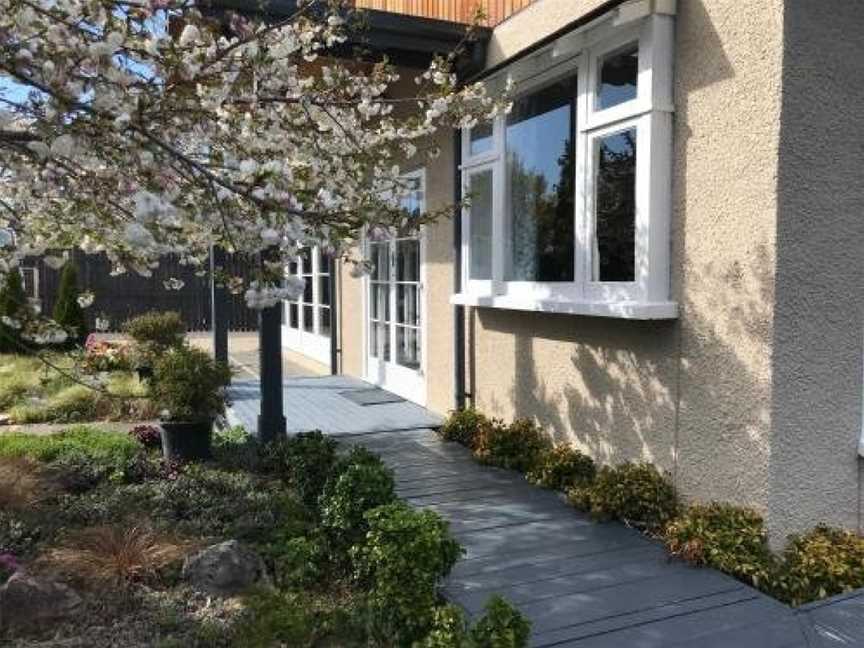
[352,0,538,26]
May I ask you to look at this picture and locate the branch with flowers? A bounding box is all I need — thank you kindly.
[0,0,509,345]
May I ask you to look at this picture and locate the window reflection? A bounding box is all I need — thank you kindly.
[469,122,493,156]
[598,45,638,110]
[595,129,637,282]
[505,76,576,282]
[468,170,493,280]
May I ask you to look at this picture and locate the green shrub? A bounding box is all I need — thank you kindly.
[232,590,313,648]
[665,503,777,589]
[123,311,185,363]
[52,263,88,346]
[269,535,326,589]
[352,502,463,644]
[0,510,42,558]
[439,408,489,449]
[572,462,678,532]
[473,418,551,473]
[151,346,231,422]
[527,445,596,491]
[417,604,470,647]
[471,595,532,648]
[262,431,339,509]
[0,426,139,465]
[0,270,32,354]
[319,461,396,549]
[776,525,864,606]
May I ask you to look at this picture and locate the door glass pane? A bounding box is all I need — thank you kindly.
[396,240,420,282]
[319,307,331,337]
[370,283,390,322]
[505,76,576,282]
[595,128,637,282]
[598,45,638,110]
[370,321,389,360]
[396,326,420,369]
[303,304,314,333]
[369,243,389,281]
[299,248,313,273]
[289,303,299,328]
[396,284,419,327]
[319,275,331,306]
[469,122,493,156]
[302,280,313,304]
[468,169,493,280]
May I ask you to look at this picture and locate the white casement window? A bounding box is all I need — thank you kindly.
[454,8,677,319]
[283,247,332,365]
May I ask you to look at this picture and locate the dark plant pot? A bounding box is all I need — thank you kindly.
[136,366,154,382]
[160,420,214,461]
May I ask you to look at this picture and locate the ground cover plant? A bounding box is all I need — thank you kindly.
[438,408,864,608]
[0,353,156,424]
[0,425,531,647]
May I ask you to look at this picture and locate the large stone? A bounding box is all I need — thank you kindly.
[181,540,269,595]
[0,571,82,629]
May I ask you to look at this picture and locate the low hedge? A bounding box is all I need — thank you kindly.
[527,445,596,492]
[473,418,550,473]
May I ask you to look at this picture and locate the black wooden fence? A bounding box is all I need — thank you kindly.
[30,251,259,332]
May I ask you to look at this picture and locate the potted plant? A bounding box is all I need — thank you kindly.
[123,311,186,382]
[151,345,232,461]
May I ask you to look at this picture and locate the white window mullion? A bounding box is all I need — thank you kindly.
[575,58,591,302]
[491,138,506,292]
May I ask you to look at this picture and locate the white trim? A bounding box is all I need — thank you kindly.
[459,12,676,319]
[362,168,428,406]
[282,247,332,366]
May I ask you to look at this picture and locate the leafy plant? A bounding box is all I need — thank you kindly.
[352,502,463,644]
[262,430,339,509]
[439,408,490,449]
[82,337,132,373]
[665,502,777,589]
[269,535,326,589]
[319,461,396,549]
[0,426,140,464]
[52,262,89,347]
[0,552,20,585]
[38,523,192,588]
[470,595,532,648]
[473,418,551,473]
[527,445,596,491]
[776,525,864,606]
[123,311,186,365]
[151,345,231,422]
[232,590,314,648]
[571,462,678,532]
[417,604,471,647]
[130,424,162,449]
[0,510,42,558]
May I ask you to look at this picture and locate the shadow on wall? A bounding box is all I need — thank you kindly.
[476,245,773,494]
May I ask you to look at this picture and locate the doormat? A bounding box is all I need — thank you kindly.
[340,388,406,406]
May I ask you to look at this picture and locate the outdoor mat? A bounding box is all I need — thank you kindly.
[340,388,406,406]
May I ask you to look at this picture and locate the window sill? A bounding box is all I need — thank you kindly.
[450,293,678,320]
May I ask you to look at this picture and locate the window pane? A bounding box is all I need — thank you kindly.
[595,128,637,282]
[302,279,313,305]
[319,307,331,337]
[289,303,299,328]
[370,322,389,360]
[370,283,390,322]
[468,169,493,280]
[598,45,638,110]
[505,76,576,282]
[319,275,331,306]
[288,259,298,276]
[469,122,493,156]
[319,253,331,275]
[396,326,421,370]
[396,240,420,282]
[299,248,313,273]
[302,305,315,332]
[396,284,419,327]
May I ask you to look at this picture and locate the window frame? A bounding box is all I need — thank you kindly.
[282,246,332,366]
[455,13,676,319]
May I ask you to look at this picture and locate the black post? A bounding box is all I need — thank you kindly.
[210,245,229,372]
[257,247,286,442]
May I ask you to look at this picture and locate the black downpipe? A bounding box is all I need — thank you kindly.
[329,256,339,376]
[453,129,467,410]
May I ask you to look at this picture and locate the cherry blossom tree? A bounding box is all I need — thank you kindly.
[0,0,507,344]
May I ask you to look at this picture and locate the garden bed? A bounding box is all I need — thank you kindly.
[0,426,529,647]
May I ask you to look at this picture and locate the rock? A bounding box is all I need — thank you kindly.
[181,540,269,595]
[0,571,82,629]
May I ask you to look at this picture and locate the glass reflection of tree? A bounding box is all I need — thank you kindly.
[508,138,575,282]
[596,130,636,282]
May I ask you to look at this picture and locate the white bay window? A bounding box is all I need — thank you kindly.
[454,10,677,319]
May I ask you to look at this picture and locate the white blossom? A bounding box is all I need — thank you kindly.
[76,292,95,308]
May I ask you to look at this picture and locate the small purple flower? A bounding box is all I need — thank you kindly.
[0,553,20,580]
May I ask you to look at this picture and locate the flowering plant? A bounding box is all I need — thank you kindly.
[129,423,162,449]
[0,552,19,584]
[0,0,508,344]
[82,335,132,373]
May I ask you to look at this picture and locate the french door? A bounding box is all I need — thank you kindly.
[365,236,425,404]
[364,171,426,404]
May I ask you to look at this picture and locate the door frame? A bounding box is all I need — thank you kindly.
[282,247,332,366]
[362,168,428,406]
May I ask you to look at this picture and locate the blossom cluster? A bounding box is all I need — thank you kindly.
[0,0,508,328]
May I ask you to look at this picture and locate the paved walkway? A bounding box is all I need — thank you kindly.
[226,377,864,647]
